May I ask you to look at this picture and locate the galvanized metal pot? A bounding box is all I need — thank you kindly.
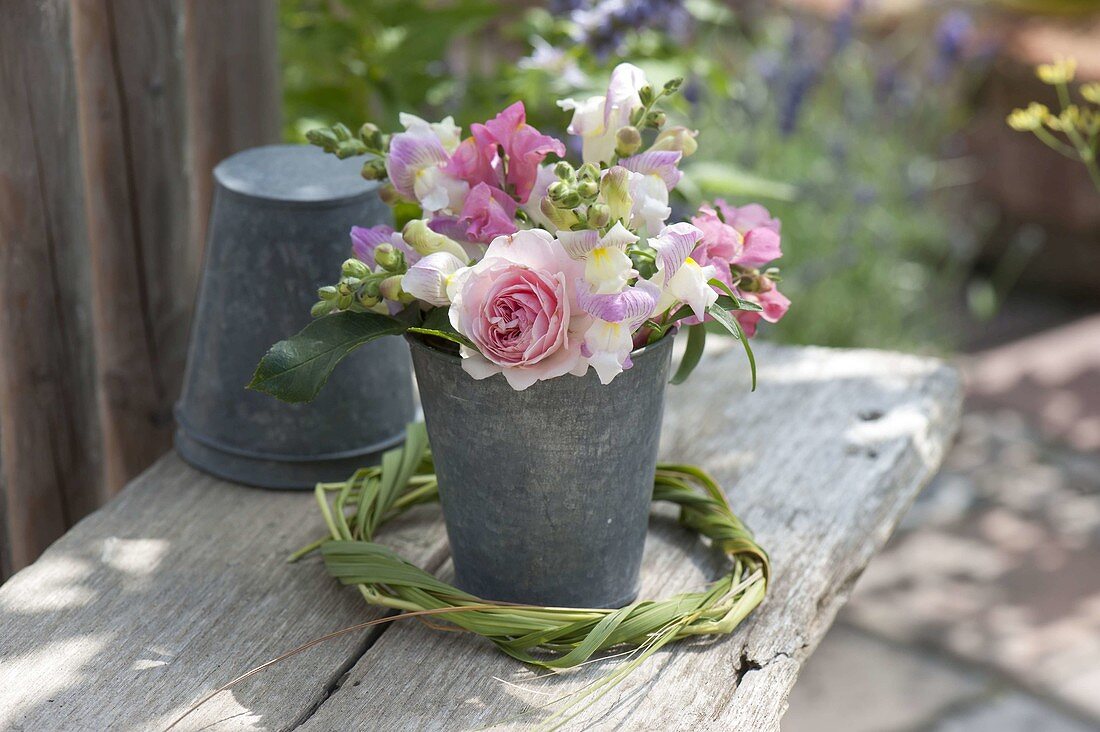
[175,144,415,489]
[408,334,673,608]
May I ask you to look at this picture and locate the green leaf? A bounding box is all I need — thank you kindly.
[248,311,409,403]
[716,295,764,313]
[670,323,706,385]
[406,307,473,348]
[708,278,765,313]
[706,303,757,391]
[683,161,798,202]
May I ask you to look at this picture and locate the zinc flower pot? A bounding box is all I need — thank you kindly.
[408,333,674,608]
[175,144,415,489]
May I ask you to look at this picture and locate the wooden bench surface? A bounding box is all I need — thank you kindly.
[0,342,961,731]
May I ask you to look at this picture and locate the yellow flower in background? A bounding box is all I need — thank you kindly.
[1037,58,1077,85]
[1006,102,1049,131]
[1008,57,1100,192]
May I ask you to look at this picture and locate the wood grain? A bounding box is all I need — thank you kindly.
[0,454,450,731]
[298,342,962,731]
[0,1,281,578]
[0,0,105,574]
[71,0,192,488]
[184,0,282,264]
[0,343,961,730]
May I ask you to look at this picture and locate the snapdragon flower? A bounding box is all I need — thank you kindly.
[648,222,715,320]
[558,63,648,164]
[559,222,639,295]
[385,116,468,214]
[576,279,660,384]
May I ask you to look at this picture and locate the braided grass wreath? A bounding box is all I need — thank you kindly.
[289,423,770,724]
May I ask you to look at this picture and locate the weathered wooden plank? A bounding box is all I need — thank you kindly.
[183,0,282,263]
[0,455,449,731]
[71,0,190,489]
[296,342,962,731]
[0,0,105,576]
[0,343,960,730]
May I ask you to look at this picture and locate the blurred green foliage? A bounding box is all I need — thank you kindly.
[279,0,992,351]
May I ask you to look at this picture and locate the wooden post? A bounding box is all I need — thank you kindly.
[0,1,105,576]
[0,0,281,579]
[184,1,283,261]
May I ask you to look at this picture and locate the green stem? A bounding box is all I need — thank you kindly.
[1032,128,1078,159]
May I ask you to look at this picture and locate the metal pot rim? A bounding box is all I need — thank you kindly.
[404,328,675,367]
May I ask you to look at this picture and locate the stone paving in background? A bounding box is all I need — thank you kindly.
[786,312,1100,731]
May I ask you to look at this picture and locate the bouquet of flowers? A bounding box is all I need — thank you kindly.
[250,63,789,401]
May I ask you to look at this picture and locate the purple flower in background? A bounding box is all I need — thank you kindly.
[778,63,820,136]
[774,21,822,136]
[930,10,973,81]
[568,0,692,58]
[682,74,703,106]
[830,0,863,56]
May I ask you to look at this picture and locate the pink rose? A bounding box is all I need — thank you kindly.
[449,229,587,390]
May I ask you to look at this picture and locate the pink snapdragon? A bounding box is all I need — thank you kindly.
[449,230,587,390]
[443,104,564,244]
[735,284,791,337]
[459,183,518,242]
[385,118,467,214]
[688,201,789,334]
[481,102,566,203]
[691,201,783,280]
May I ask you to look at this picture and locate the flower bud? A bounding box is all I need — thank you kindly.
[359,123,383,150]
[337,290,354,309]
[402,219,470,261]
[557,190,582,209]
[553,161,575,181]
[615,125,642,157]
[547,180,570,202]
[663,77,683,94]
[341,258,370,278]
[540,196,579,230]
[587,203,611,228]
[379,275,405,301]
[306,127,339,152]
[373,243,400,271]
[378,182,402,206]
[638,84,655,107]
[577,179,599,199]
[645,110,667,129]
[600,166,633,225]
[360,158,387,180]
[317,285,338,301]
[577,163,600,181]
[651,126,699,156]
[357,291,380,308]
[311,300,335,318]
[332,123,353,141]
[362,277,381,298]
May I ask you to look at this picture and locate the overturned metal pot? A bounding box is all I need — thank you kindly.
[175,144,414,489]
[408,334,673,608]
